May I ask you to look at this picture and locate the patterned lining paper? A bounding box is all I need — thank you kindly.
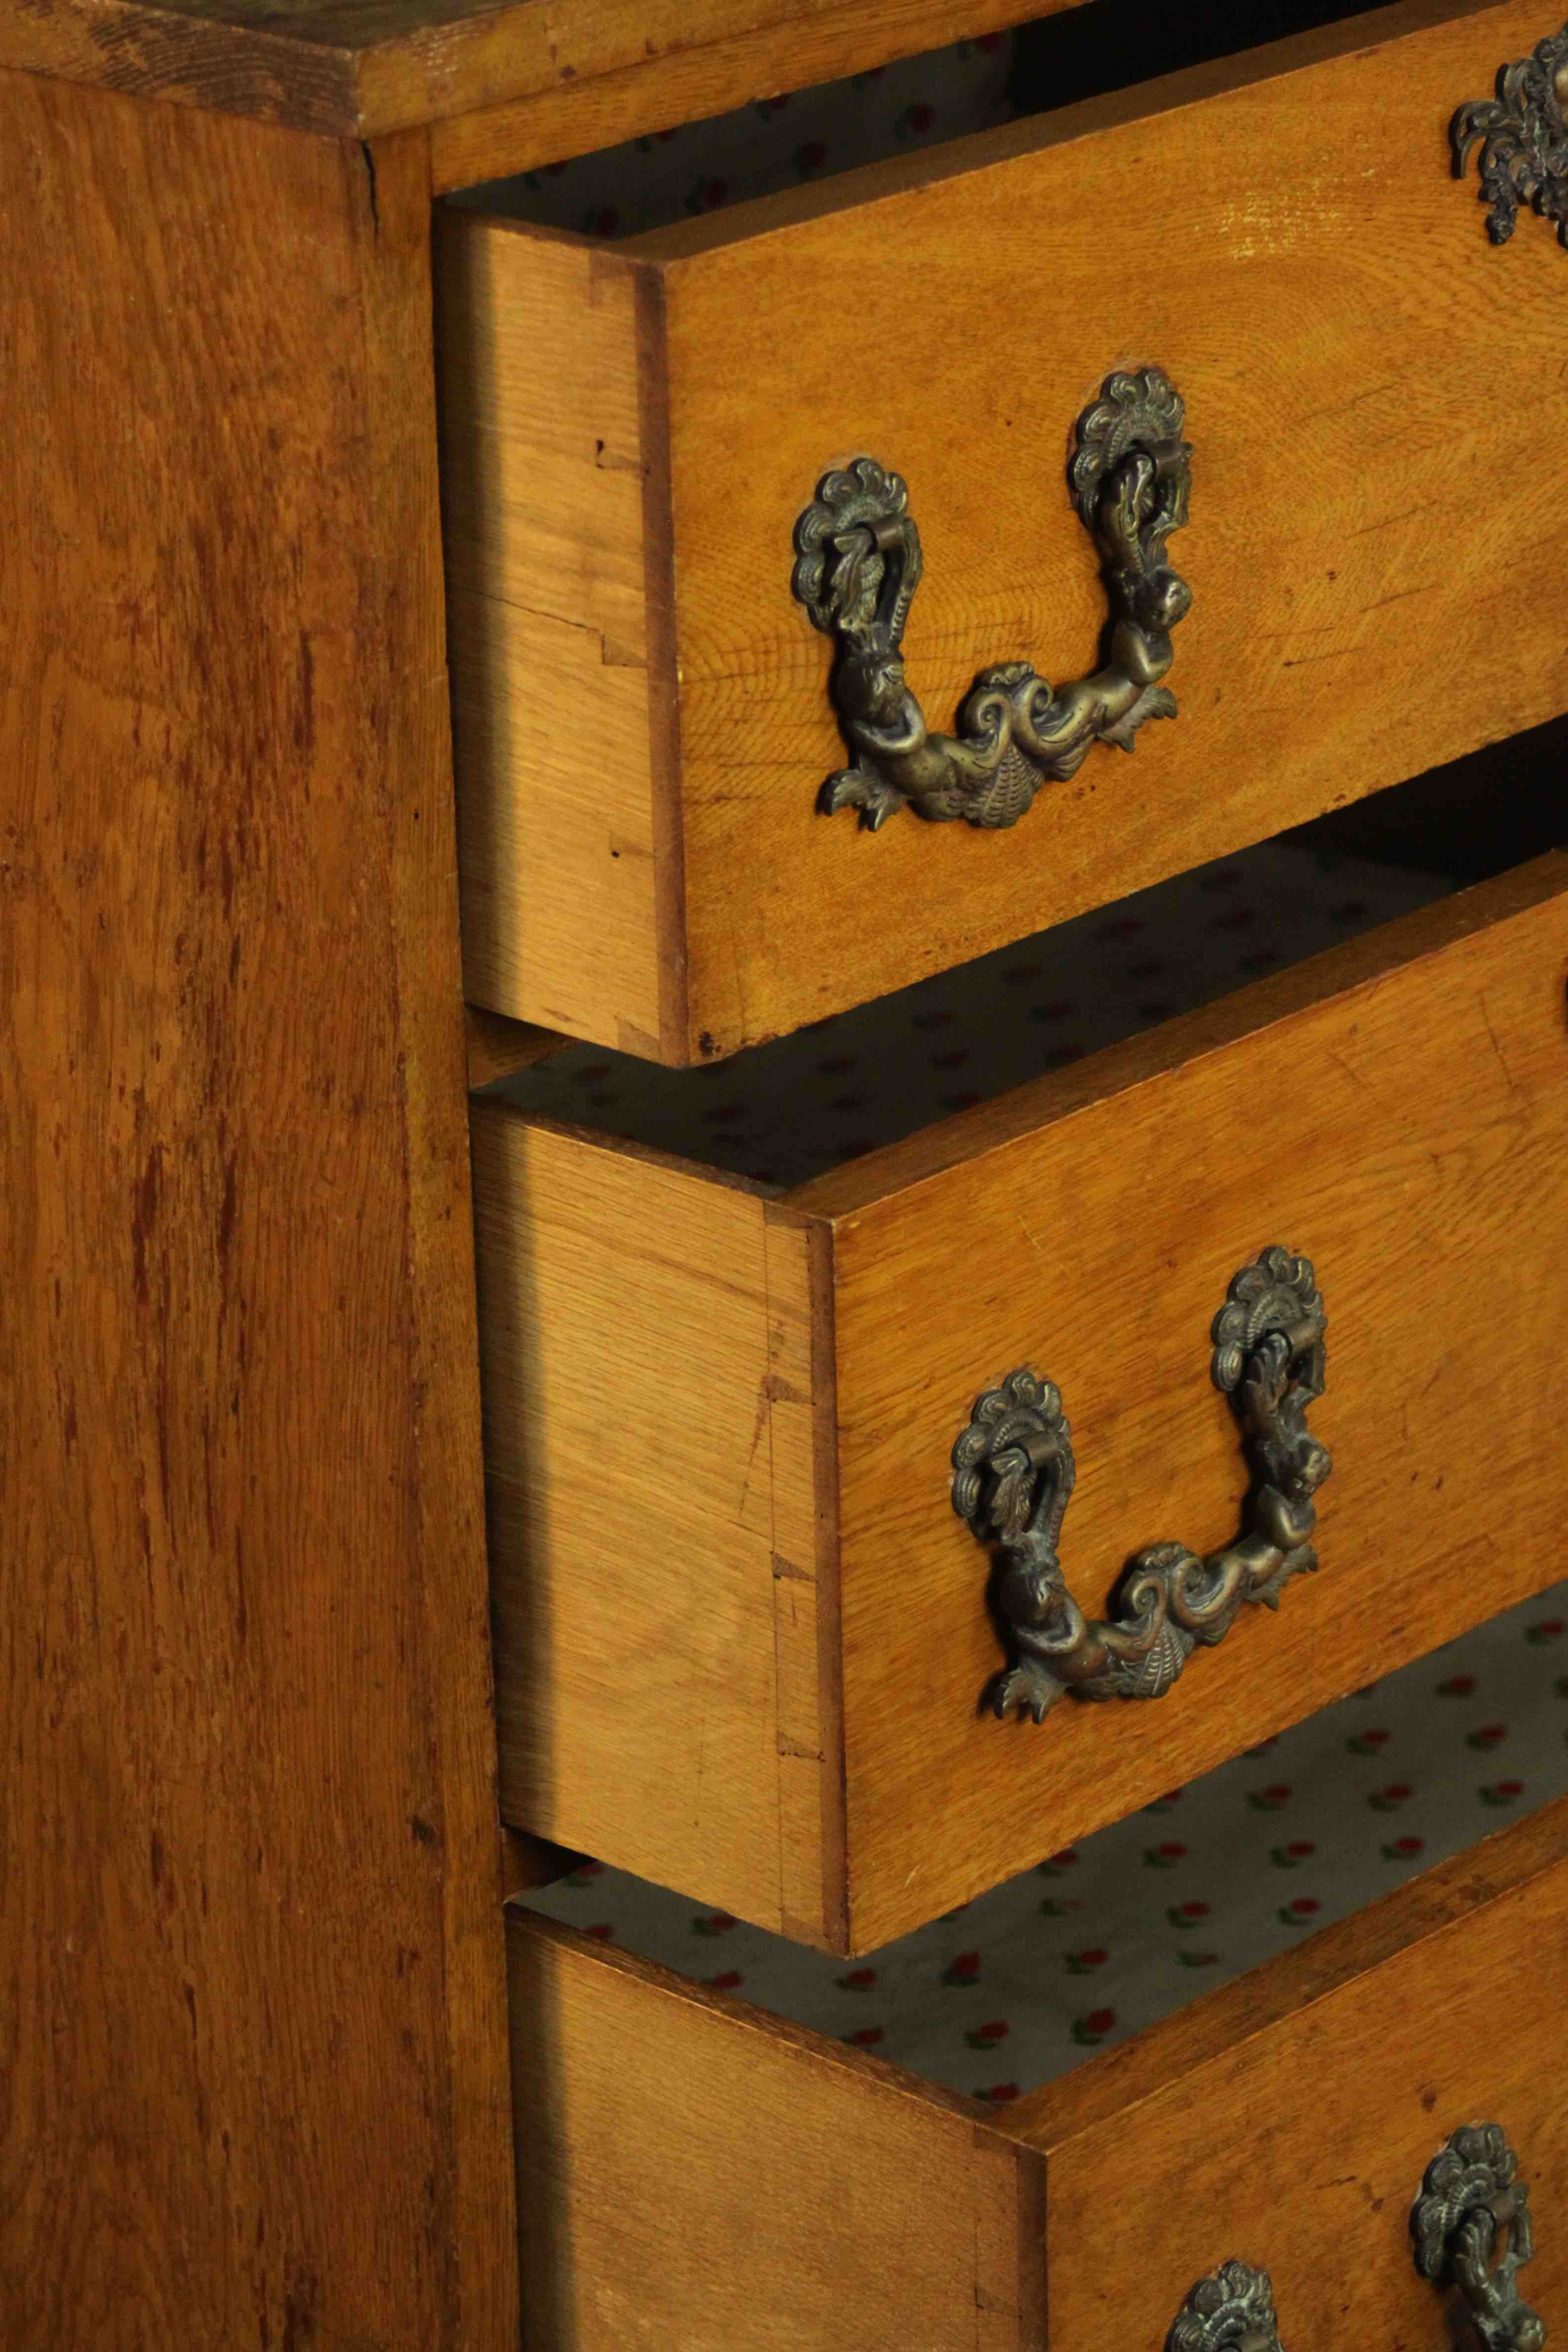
[524,1583,1568,2105]
[487,840,1454,1187]
[447,36,1021,238]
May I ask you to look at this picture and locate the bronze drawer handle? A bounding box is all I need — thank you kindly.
[952,1246,1331,1722]
[1413,2126,1547,2352]
[791,366,1192,830]
[1452,23,1568,250]
[1167,2260,1283,2352]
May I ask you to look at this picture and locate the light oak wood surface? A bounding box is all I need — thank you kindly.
[477,857,1568,1951]
[507,1798,1568,2351]
[0,0,1076,144]
[438,223,681,1058]
[444,0,1568,1060]
[472,1108,839,1941]
[0,77,518,2346]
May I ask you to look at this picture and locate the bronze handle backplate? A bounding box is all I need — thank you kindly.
[953,1246,1330,1723]
[1167,2263,1284,2352]
[791,366,1192,830]
[1413,2126,1547,2352]
[1452,21,1568,248]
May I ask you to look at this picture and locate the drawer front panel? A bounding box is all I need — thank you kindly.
[507,1802,1568,2351]
[444,0,1568,1061]
[475,857,1568,1950]
[817,858,1568,1947]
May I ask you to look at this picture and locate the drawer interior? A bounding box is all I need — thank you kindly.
[519,1579,1568,2100]
[510,1716,1568,2351]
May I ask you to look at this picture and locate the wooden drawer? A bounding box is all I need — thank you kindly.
[439,0,1568,1063]
[508,1799,1568,2350]
[472,853,1568,1954]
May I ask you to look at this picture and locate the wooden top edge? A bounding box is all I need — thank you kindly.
[1000,1794,1568,2153]
[0,0,1056,142]
[783,852,1568,1222]
[622,0,1513,262]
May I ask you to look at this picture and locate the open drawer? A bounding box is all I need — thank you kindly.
[439,0,1568,1061]
[509,1798,1568,2349]
[472,851,1568,1954]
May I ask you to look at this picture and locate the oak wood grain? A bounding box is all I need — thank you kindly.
[447,0,1568,1060]
[0,80,517,2346]
[0,0,1072,143]
[479,860,1568,1951]
[508,1908,1045,2350]
[1009,1798,1568,2349]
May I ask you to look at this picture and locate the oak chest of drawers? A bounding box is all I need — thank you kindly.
[6,0,1566,2343]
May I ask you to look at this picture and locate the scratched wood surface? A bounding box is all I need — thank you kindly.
[0,78,518,2346]
[445,0,1568,1060]
[0,0,1075,144]
[479,861,1568,1950]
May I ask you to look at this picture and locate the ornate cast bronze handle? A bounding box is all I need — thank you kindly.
[1167,2261,1284,2352]
[1452,22,1568,249]
[953,1246,1330,1722]
[1413,2126,1547,2352]
[790,366,1192,830]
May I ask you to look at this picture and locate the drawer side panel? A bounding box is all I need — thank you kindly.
[437,219,679,1056]
[475,1107,833,1936]
[509,1913,1043,2350]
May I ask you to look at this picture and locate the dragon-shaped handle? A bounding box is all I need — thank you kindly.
[791,366,1192,830]
[1412,2126,1547,2352]
[1452,20,1568,251]
[953,1246,1330,1722]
